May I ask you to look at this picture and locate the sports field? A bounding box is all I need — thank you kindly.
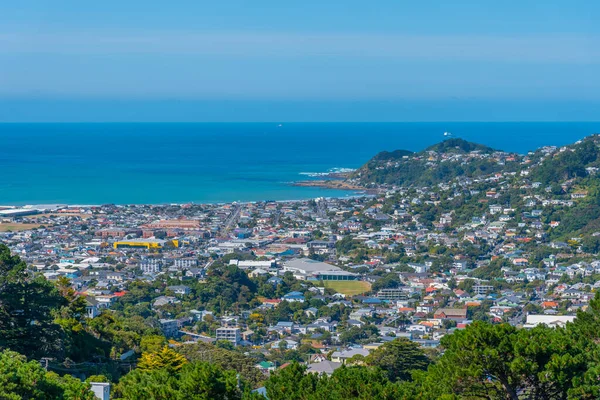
[321,280,371,296]
[0,223,41,232]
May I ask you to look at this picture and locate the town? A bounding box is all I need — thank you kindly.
[3,136,600,391]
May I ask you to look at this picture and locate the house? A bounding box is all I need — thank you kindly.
[90,383,110,400]
[307,240,336,255]
[85,297,100,319]
[270,339,299,350]
[305,307,318,317]
[248,268,270,278]
[306,321,337,333]
[282,291,305,303]
[406,324,429,333]
[434,308,468,321]
[274,321,295,334]
[489,205,503,215]
[153,295,179,308]
[167,285,191,296]
[307,360,342,375]
[408,263,429,274]
[330,348,370,364]
[452,260,468,271]
[571,191,588,199]
[256,361,276,374]
[524,315,576,328]
[185,268,206,279]
[267,276,284,285]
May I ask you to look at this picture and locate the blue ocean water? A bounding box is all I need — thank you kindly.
[0,122,598,205]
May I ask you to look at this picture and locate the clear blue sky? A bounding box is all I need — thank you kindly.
[0,1,599,121]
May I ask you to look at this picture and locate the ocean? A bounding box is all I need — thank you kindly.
[1,122,598,205]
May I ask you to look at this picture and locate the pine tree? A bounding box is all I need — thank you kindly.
[137,346,188,373]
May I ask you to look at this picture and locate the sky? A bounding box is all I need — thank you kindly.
[0,1,599,122]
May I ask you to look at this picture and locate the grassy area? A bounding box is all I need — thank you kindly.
[0,223,41,232]
[320,280,371,296]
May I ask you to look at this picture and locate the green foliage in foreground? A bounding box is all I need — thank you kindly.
[265,363,407,400]
[364,338,430,382]
[0,350,95,400]
[116,361,245,400]
[177,342,265,387]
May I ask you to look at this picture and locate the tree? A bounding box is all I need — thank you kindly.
[0,244,66,359]
[581,236,600,254]
[137,346,188,374]
[264,362,408,400]
[419,321,586,400]
[116,361,245,400]
[365,338,429,382]
[0,349,95,400]
[278,340,288,352]
[177,343,265,387]
[319,366,408,399]
[140,335,168,353]
[264,363,321,400]
[114,368,176,400]
[177,362,242,400]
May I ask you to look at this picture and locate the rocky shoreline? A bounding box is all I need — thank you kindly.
[292,179,367,191]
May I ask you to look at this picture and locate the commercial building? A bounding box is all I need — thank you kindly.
[172,257,198,269]
[142,219,201,230]
[95,228,141,239]
[113,238,178,249]
[0,208,40,218]
[376,288,408,301]
[159,319,179,337]
[283,258,357,281]
[230,259,276,269]
[216,327,241,346]
[140,258,162,273]
[473,285,494,295]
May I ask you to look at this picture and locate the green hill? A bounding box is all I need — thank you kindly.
[352,138,510,186]
[424,138,496,154]
[528,135,600,184]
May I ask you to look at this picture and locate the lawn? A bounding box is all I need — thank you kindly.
[0,223,41,232]
[321,280,372,296]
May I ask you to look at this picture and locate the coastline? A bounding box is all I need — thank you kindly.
[291,179,366,191]
[0,192,374,209]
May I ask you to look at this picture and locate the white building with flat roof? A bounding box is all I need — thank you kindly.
[283,258,357,281]
[216,327,241,346]
[524,314,576,328]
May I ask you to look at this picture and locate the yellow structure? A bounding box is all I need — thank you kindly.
[113,239,179,249]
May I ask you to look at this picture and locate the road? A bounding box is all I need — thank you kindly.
[272,210,281,227]
[316,199,327,218]
[221,204,243,236]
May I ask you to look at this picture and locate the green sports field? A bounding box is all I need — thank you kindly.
[320,280,371,296]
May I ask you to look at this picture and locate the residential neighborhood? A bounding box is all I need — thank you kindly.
[3,136,600,382]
